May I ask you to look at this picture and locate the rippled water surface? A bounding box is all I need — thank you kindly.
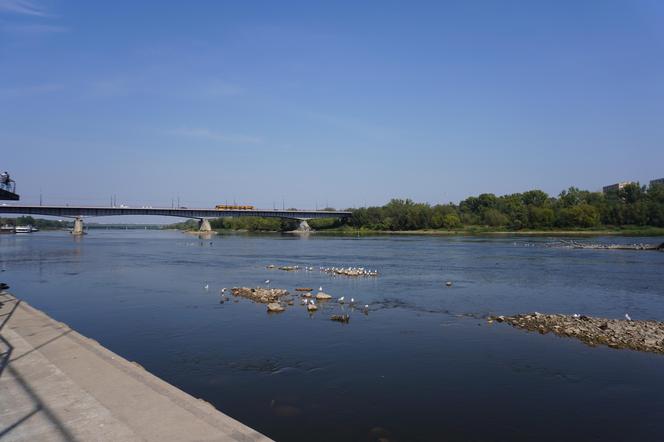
[2,230,664,441]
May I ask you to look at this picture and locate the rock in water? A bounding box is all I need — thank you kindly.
[307,303,318,312]
[267,303,285,313]
[231,287,289,303]
[330,314,350,323]
[316,292,332,300]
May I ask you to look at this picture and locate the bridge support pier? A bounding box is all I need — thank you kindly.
[296,220,312,232]
[198,218,212,232]
[71,217,85,235]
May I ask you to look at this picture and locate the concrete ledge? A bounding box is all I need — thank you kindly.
[0,292,272,442]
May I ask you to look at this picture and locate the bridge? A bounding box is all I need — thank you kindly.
[0,205,351,234]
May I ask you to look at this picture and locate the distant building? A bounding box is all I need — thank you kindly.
[603,181,635,193]
[650,178,664,187]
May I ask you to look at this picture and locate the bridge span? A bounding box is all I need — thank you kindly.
[0,205,351,234]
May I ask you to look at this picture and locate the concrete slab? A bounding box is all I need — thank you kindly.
[0,292,272,442]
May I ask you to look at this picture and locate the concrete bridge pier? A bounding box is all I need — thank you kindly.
[71,217,85,235]
[296,219,312,232]
[198,218,212,232]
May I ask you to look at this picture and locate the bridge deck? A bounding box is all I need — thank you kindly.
[0,205,351,220]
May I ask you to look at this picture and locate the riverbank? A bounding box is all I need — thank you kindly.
[316,226,664,236]
[0,291,271,442]
[178,226,664,237]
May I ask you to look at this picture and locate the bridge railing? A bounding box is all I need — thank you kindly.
[0,205,351,221]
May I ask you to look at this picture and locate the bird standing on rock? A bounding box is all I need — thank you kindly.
[625,313,632,321]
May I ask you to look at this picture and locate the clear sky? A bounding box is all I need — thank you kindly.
[2,0,663,211]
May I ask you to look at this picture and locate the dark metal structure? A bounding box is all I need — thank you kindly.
[0,205,351,221]
[0,189,19,201]
[0,171,18,200]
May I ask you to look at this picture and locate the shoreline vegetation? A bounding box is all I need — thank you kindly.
[179,225,664,237]
[0,216,71,230]
[316,227,664,236]
[5,183,664,237]
[173,183,664,236]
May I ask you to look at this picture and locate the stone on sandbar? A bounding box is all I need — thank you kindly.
[267,303,285,313]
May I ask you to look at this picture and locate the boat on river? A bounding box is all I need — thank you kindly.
[14,225,39,233]
[0,224,14,234]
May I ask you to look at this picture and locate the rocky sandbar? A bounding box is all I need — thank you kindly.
[231,287,290,303]
[491,312,664,354]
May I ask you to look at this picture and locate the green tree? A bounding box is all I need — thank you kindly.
[557,204,600,228]
[482,208,508,227]
[442,213,461,228]
[521,190,549,207]
[528,207,554,228]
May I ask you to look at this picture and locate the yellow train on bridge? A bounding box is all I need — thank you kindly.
[215,204,255,211]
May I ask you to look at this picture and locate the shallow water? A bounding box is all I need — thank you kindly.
[2,230,664,441]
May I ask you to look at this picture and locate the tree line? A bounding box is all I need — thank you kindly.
[346,183,664,231]
[0,216,72,230]
[167,182,664,232]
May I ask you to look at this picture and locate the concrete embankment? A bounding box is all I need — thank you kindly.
[0,292,272,442]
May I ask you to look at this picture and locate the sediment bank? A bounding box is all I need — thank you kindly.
[231,287,290,303]
[555,240,664,250]
[490,312,664,355]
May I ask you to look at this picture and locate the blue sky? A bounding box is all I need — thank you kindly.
[2,0,664,211]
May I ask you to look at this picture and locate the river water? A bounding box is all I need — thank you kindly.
[1,230,664,441]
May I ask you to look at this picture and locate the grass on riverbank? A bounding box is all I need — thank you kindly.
[175,225,664,237]
[310,225,664,236]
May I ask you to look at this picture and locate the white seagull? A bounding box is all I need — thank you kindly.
[204,283,209,290]
[625,313,632,321]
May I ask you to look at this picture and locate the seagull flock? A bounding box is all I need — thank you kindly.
[320,266,379,277]
[207,282,370,316]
